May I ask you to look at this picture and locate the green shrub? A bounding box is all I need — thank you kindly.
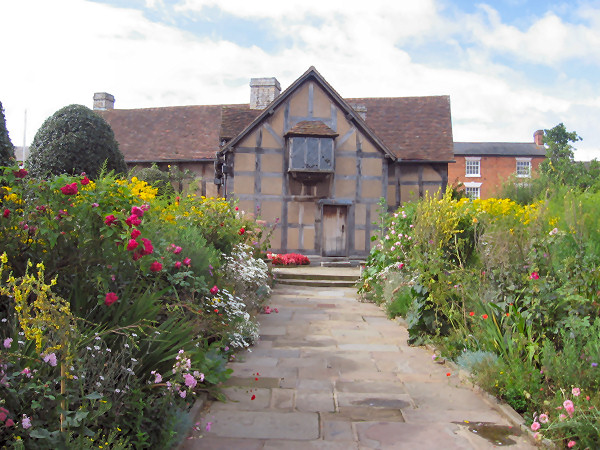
[27,104,127,179]
[385,284,412,319]
[0,101,14,167]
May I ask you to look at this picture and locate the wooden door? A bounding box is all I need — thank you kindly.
[322,205,347,256]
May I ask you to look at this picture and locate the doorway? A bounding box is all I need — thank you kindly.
[322,205,348,257]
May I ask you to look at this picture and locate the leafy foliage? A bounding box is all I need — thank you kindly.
[27,104,127,179]
[0,101,15,167]
[0,166,272,448]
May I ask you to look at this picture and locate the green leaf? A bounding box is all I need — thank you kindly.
[84,392,103,400]
[30,428,52,438]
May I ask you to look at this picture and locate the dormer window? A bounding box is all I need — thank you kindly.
[286,121,338,175]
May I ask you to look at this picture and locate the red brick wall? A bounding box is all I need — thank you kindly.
[448,156,545,199]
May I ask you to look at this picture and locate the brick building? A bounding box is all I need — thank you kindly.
[449,131,546,199]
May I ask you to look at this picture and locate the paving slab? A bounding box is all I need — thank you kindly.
[206,410,319,440]
[183,282,537,449]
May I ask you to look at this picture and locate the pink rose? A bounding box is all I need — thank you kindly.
[564,400,575,416]
[104,214,117,226]
[131,206,144,217]
[183,257,191,266]
[125,214,142,227]
[131,229,141,239]
[150,261,163,272]
[127,239,139,251]
[105,292,119,306]
[141,238,154,255]
[175,261,182,268]
[210,285,219,295]
[530,421,540,431]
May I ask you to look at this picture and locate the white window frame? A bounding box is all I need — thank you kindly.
[464,181,482,199]
[465,157,481,177]
[516,158,532,178]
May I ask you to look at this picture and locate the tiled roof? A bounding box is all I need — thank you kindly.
[346,96,454,161]
[285,120,339,137]
[454,142,546,157]
[99,95,453,163]
[98,105,226,162]
[220,105,261,141]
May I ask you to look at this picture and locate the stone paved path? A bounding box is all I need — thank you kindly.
[181,278,537,449]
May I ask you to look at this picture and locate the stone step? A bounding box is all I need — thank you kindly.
[275,278,357,288]
[274,272,358,281]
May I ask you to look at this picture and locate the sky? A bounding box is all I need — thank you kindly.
[1,0,600,160]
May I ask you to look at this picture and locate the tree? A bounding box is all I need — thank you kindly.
[27,104,127,179]
[538,123,582,186]
[0,101,15,167]
[538,123,600,192]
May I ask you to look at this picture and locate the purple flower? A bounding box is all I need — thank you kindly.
[42,352,57,367]
[3,338,12,348]
[184,373,197,388]
[22,414,31,429]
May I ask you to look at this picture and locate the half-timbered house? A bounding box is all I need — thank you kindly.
[97,66,454,259]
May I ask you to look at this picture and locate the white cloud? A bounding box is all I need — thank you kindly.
[462,4,600,66]
[0,0,599,160]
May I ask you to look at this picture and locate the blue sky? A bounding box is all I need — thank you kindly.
[2,0,600,160]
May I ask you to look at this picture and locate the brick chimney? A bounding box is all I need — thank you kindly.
[93,92,115,110]
[534,129,544,145]
[350,103,367,120]
[250,78,280,110]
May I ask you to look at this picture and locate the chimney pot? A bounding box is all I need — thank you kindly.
[93,92,115,110]
[534,129,544,145]
[250,78,280,110]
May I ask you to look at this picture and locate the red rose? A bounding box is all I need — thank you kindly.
[482,314,489,319]
[175,261,182,268]
[210,285,219,295]
[104,214,117,226]
[81,176,90,185]
[150,261,163,272]
[238,227,245,235]
[127,239,139,251]
[60,183,78,195]
[141,238,154,255]
[13,169,28,179]
[131,206,144,217]
[183,257,191,266]
[2,209,9,218]
[131,229,141,239]
[125,214,142,227]
[105,292,119,306]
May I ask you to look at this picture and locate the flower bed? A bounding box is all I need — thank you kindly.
[0,167,273,448]
[267,252,310,266]
[358,189,600,448]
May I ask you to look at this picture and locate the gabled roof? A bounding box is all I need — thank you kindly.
[221,66,399,160]
[454,142,546,157]
[98,66,454,164]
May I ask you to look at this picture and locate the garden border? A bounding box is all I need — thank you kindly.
[421,337,555,448]
[391,315,552,448]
